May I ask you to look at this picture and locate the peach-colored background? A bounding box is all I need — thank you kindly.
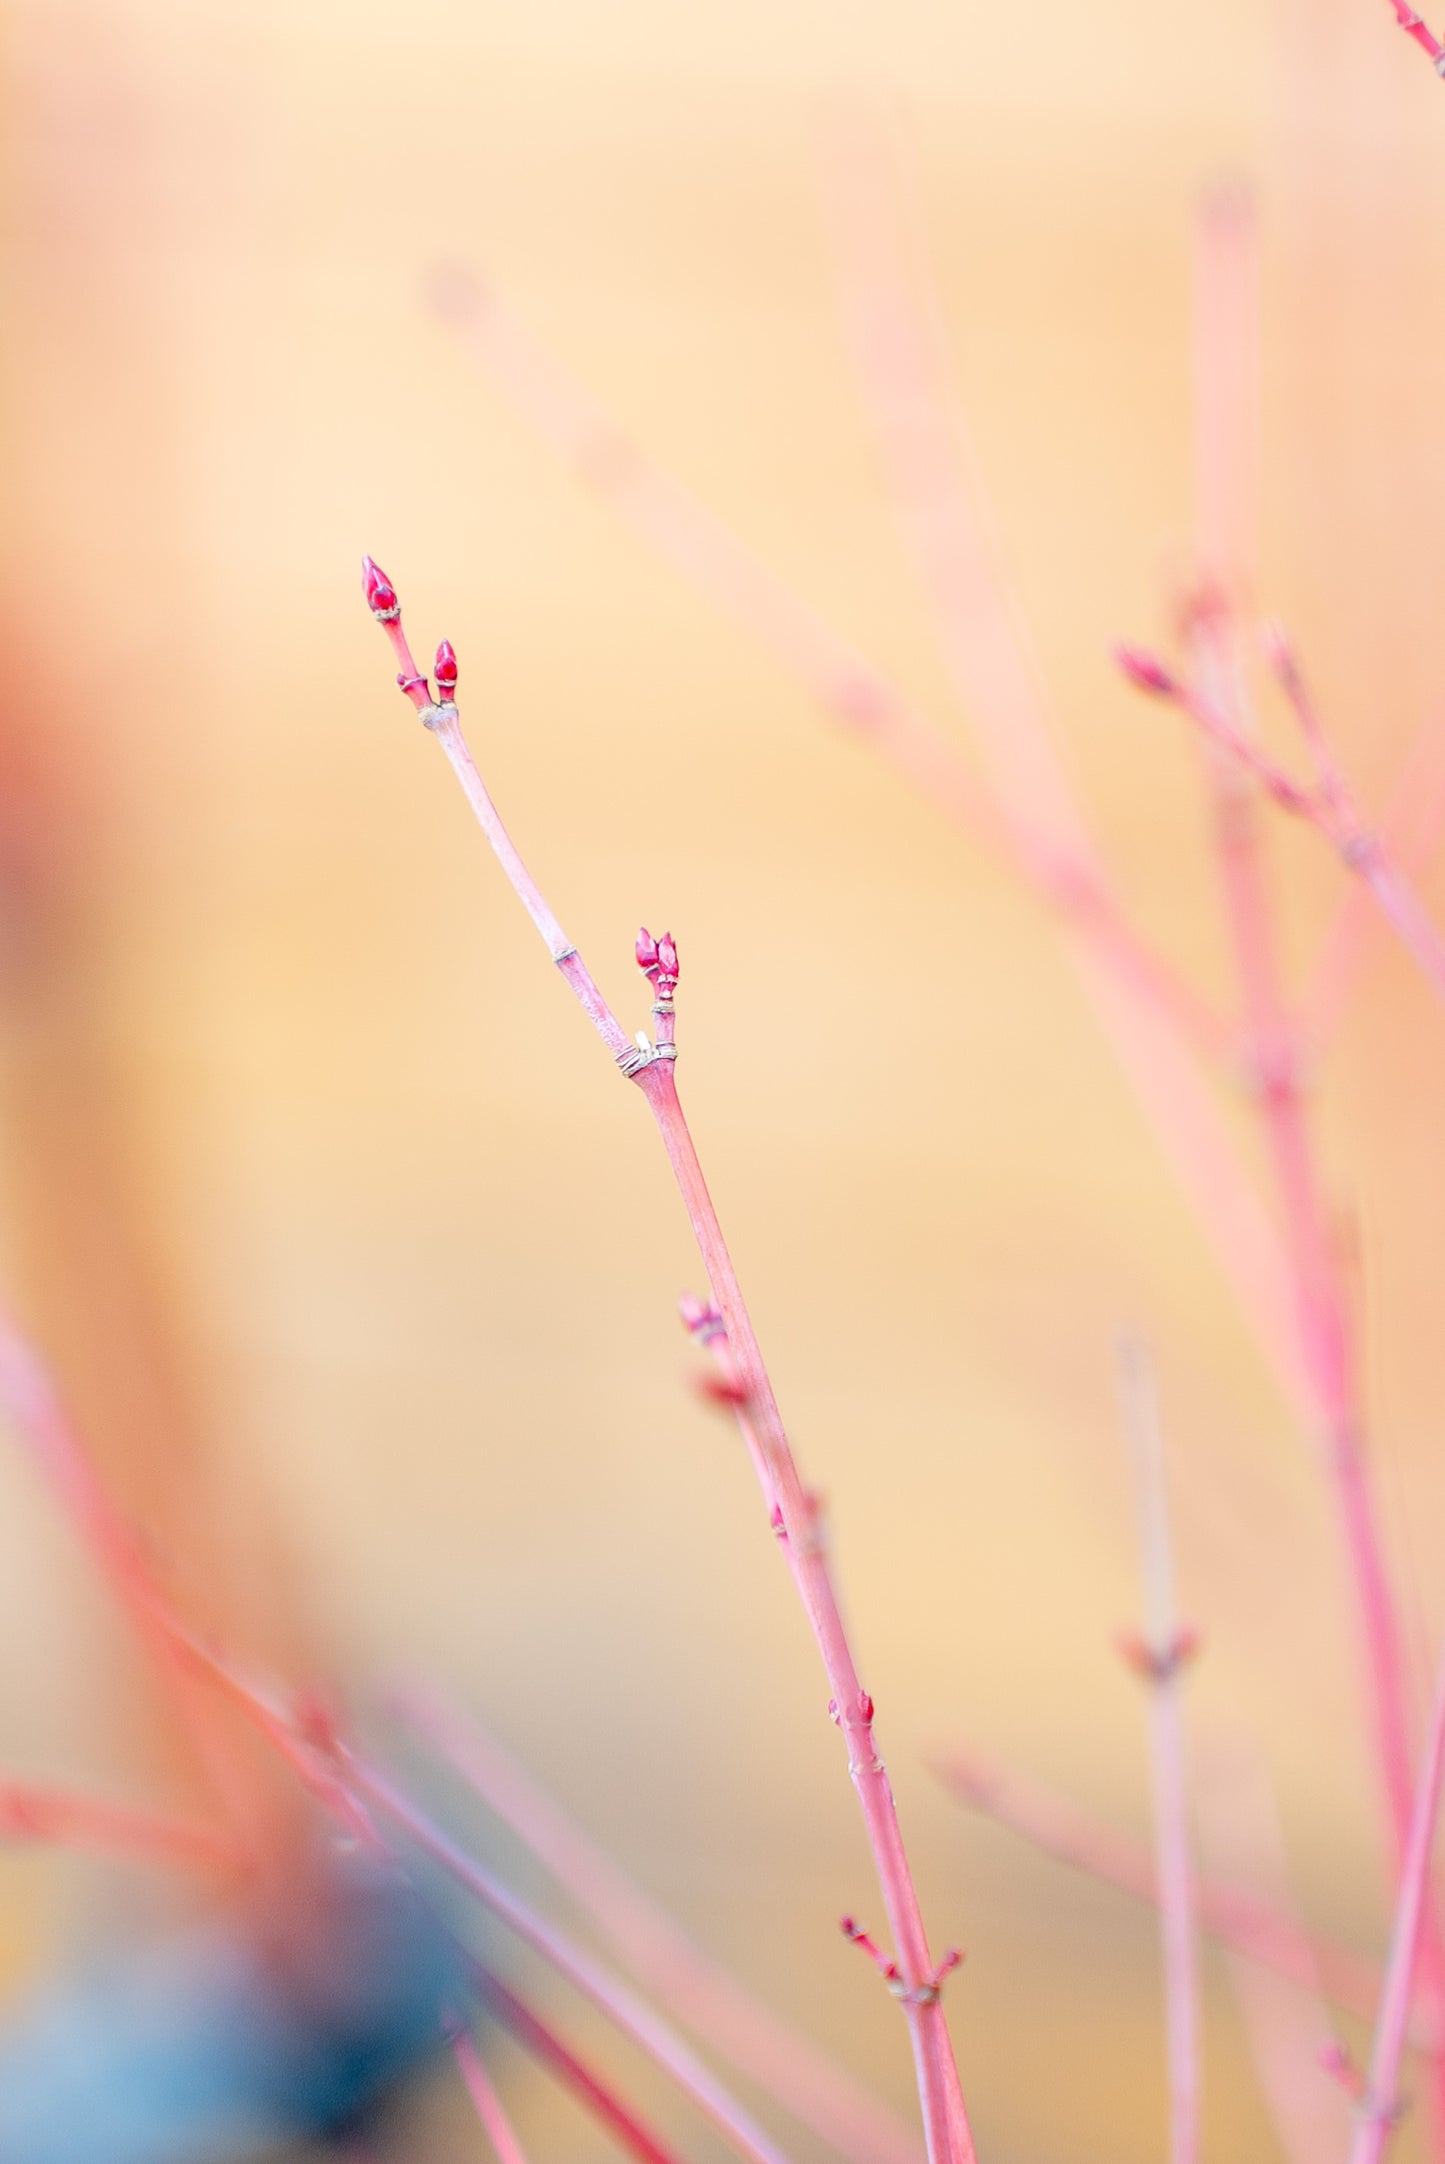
[2,0,1445,2157]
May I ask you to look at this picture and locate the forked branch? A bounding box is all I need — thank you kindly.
[363,562,975,2164]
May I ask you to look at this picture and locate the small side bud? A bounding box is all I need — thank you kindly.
[656,931,679,981]
[695,1368,749,1409]
[1115,643,1177,698]
[636,927,659,976]
[434,640,458,700]
[362,555,399,621]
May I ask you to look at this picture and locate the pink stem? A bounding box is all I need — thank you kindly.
[475,1968,688,2164]
[0,1779,234,1870]
[0,1307,290,1854]
[821,115,1316,1423]
[392,1680,922,2164]
[1350,1636,1445,2164]
[373,611,974,2164]
[1381,0,1445,69]
[1194,1758,1352,2164]
[343,1751,799,2164]
[1183,486,1445,2149]
[1297,707,1445,1051]
[1145,662,1445,1017]
[1118,1341,1200,2164]
[933,1753,1390,2024]
[635,1060,973,2164]
[448,2021,532,2164]
[0,1297,750,2163]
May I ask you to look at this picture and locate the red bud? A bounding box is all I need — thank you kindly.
[656,931,679,981]
[635,927,659,975]
[434,640,458,699]
[362,555,399,620]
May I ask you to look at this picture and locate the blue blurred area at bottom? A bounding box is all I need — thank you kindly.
[0,1852,467,2164]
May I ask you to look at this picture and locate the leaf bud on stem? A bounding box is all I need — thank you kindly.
[362,555,400,621]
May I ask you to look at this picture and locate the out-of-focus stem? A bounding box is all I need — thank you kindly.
[934,1753,1390,2023]
[344,1753,798,2164]
[394,1681,923,2164]
[447,2021,532,2164]
[635,1057,972,2164]
[1118,1341,1200,2164]
[1297,707,1445,1051]
[0,1780,234,1869]
[1194,1757,1352,2164]
[473,1967,688,2164]
[1186,180,1445,2154]
[1350,1637,1445,2164]
[395,658,974,2164]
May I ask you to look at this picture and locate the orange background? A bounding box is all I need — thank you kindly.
[2,1,1445,2157]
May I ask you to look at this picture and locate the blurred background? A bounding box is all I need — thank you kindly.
[2,0,1445,2156]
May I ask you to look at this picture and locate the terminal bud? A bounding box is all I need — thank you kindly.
[362,555,399,621]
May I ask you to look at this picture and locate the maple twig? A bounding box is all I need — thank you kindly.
[363,567,974,2164]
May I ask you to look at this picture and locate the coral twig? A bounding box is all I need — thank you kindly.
[474,1969,688,2164]
[1350,1636,1445,2164]
[1117,635,1445,1013]
[364,568,974,2164]
[0,1779,234,1870]
[933,1754,1389,2023]
[446,2016,532,2164]
[1118,1340,1200,2164]
[1194,1755,1352,2164]
[1297,706,1445,1051]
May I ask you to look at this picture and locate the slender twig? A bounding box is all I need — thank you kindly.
[820,116,1318,1424]
[1184,190,1445,2155]
[1350,1636,1445,2164]
[1381,0,1445,74]
[1118,1340,1200,2164]
[475,1968,689,2164]
[1297,706,1445,1052]
[933,1754,1389,2023]
[0,1303,301,1857]
[363,567,975,2164]
[446,2017,532,2164]
[1194,1755,1352,2164]
[391,1678,922,2164]
[1118,638,1445,1013]
[0,1779,234,1870]
[344,1750,797,2164]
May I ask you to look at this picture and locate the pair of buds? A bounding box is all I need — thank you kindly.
[363,557,458,705]
[636,926,679,988]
